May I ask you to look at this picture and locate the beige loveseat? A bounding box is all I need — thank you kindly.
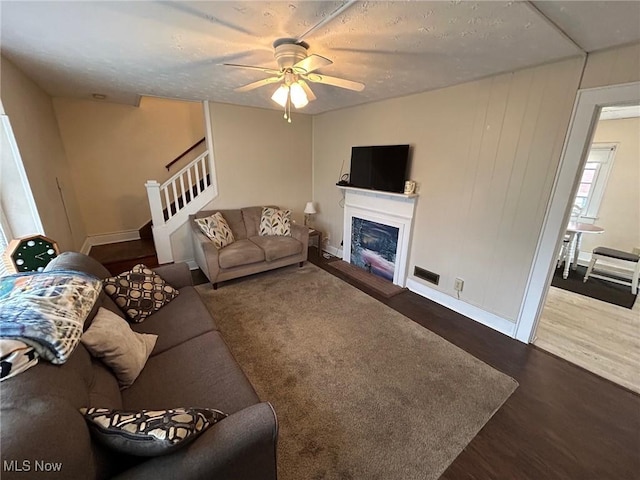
[190,206,309,288]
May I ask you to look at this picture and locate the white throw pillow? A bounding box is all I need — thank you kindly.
[259,207,291,236]
[81,307,157,389]
[194,212,235,249]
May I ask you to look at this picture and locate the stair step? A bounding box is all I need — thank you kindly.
[89,239,159,276]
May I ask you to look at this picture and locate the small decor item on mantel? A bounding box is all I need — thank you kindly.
[404,181,416,195]
[2,234,59,273]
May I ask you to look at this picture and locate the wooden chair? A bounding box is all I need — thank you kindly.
[557,204,583,269]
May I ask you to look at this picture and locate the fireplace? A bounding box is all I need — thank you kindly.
[351,217,399,281]
[338,186,418,287]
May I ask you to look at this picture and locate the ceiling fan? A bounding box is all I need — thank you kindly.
[223,38,365,122]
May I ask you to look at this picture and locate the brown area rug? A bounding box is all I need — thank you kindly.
[196,264,517,480]
[327,259,406,298]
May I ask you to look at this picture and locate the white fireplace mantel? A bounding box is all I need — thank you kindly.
[338,185,418,287]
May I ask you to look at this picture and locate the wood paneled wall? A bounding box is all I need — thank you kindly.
[312,57,584,323]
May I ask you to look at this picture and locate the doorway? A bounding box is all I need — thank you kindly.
[533,104,640,393]
[514,82,640,370]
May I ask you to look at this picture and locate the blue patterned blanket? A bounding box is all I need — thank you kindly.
[0,270,101,364]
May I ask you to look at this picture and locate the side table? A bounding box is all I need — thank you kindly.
[308,228,322,258]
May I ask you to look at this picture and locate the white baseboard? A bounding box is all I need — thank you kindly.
[185,260,198,270]
[406,278,517,339]
[81,230,141,253]
[80,238,92,255]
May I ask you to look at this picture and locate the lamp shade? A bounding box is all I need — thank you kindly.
[271,84,289,107]
[304,202,316,215]
[289,82,309,109]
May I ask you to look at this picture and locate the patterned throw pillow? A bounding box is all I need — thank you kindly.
[102,265,179,323]
[194,212,235,249]
[80,407,227,456]
[259,207,292,236]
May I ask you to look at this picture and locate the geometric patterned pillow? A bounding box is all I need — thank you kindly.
[80,407,227,457]
[102,265,179,323]
[194,212,235,249]
[259,207,291,236]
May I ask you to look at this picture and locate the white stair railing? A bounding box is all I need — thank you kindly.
[145,149,217,263]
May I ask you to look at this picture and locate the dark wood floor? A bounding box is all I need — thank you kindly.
[304,250,640,480]
[89,239,158,275]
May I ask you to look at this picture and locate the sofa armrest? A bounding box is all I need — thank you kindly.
[190,217,221,283]
[291,224,310,252]
[113,402,278,480]
[153,262,193,289]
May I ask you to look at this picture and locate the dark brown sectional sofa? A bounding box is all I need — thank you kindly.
[0,252,278,479]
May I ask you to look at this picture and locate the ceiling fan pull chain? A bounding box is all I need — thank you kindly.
[287,94,292,123]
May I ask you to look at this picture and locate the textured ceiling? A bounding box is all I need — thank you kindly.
[1,1,639,114]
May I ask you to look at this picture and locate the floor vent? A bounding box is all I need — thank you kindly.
[414,266,439,285]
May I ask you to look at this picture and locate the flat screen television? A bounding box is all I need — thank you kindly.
[348,144,410,193]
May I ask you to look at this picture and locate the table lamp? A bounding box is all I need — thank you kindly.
[304,202,316,226]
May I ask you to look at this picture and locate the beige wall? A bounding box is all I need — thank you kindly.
[0,56,86,251]
[313,57,584,322]
[581,43,640,89]
[170,102,313,263]
[52,96,204,236]
[581,117,640,253]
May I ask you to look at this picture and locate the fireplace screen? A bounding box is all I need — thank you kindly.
[350,217,399,281]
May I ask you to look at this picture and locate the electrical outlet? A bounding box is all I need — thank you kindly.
[454,278,464,292]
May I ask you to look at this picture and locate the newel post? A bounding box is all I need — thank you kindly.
[145,181,164,228]
[145,180,173,264]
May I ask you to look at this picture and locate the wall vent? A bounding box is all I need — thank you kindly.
[414,266,439,285]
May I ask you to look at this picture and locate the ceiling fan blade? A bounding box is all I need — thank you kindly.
[304,73,365,92]
[296,0,358,41]
[223,63,281,75]
[235,76,282,93]
[292,54,333,74]
[298,80,316,102]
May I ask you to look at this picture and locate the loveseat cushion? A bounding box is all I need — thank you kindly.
[241,207,265,238]
[130,287,218,355]
[250,235,303,262]
[218,209,248,240]
[122,331,260,415]
[218,239,265,269]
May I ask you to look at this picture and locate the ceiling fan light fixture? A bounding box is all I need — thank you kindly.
[289,82,308,108]
[271,84,289,107]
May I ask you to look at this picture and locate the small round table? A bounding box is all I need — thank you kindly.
[563,222,605,279]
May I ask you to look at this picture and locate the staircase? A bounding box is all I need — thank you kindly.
[89,150,216,269]
[88,101,216,269]
[145,149,217,264]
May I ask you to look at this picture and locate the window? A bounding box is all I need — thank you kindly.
[574,143,617,222]
[0,208,11,277]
